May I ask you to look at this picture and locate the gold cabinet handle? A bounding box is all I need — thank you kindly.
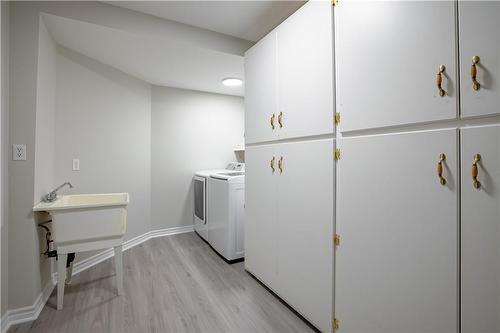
[278,156,283,174]
[270,114,275,130]
[437,153,446,186]
[436,65,446,97]
[472,154,481,189]
[278,112,283,128]
[471,56,481,91]
[270,156,275,173]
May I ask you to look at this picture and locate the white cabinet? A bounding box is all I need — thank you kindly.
[455,4,500,330]
[336,129,458,333]
[244,1,333,144]
[245,2,335,331]
[245,32,278,144]
[461,125,500,333]
[459,2,500,118]
[245,139,334,332]
[245,144,278,286]
[277,1,334,140]
[333,2,500,332]
[335,1,457,131]
[276,139,334,333]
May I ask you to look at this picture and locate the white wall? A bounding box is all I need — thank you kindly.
[34,20,56,203]
[1,0,10,318]
[8,2,40,310]
[55,47,152,241]
[151,86,244,230]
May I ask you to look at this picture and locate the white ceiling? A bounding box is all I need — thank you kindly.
[104,1,306,42]
[42,13,246,96]
[42,2,305,96]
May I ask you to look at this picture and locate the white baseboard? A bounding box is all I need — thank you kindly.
[1,225,194,333]
[1,279,55,333]
[149,225,194,239]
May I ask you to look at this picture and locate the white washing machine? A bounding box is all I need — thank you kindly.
[193,163,244,241]
[207,170,245,263]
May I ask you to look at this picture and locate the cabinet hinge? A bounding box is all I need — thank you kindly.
[335,148,341,160]
[331,0,338,6]
[334,234,341,247]
[333,318,340,331]
[334,112,340,125]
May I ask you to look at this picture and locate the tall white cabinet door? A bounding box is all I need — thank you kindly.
[459,2,500,118]
[335,2,457,131]
[245,32,277,144]
[461,125,500,333]
[244,145,278,286]
[336,129,458,333]
[277,1,334,139]
[276,139,334,333]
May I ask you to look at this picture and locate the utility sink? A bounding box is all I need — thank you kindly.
[33,193,129,310]
[33,193,129,248]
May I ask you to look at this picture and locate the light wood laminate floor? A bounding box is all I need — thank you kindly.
[10,232,315,333]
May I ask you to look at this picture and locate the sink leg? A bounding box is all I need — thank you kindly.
[57,253,67,310]
[65,253,75,285]
[66,262,74,285]
[114,246,124,295]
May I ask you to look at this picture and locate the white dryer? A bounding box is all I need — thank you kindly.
[193,163,244,241]
[207,170,245,263]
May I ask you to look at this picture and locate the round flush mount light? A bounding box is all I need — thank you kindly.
[222,78,243,87]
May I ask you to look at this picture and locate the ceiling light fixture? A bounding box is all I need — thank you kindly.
[222,78,243,87]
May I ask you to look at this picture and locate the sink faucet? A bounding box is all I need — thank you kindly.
[43,182,73,202]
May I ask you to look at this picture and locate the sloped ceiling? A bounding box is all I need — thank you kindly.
[42,13,246,96]
[104,1,306,42]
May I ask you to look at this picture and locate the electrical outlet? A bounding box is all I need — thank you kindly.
[72,158,80,171]
[13,144,26,161]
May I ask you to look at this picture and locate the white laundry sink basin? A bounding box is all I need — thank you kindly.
[33,193,129,248]
[33,193,129,211]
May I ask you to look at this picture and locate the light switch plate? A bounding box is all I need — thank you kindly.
[13,144,26,161]
[72,158,80,171]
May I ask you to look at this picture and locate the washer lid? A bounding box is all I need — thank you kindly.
[195,169,227,178]
[210,172,245,181]
[195,163,244,178]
